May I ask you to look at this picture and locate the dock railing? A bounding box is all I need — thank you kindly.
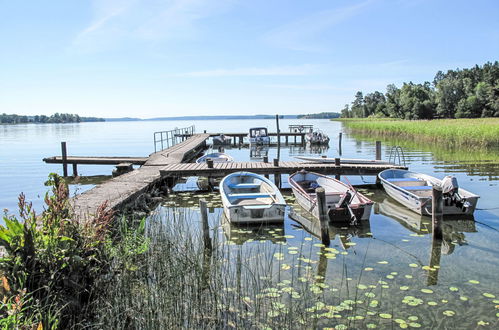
[153,125,195,152]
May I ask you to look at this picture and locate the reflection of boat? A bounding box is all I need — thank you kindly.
[250,145,269,159]
[289,170,373,224]
[249,127,270,145]
[196,152,234,163]
[295,156,391,165]
[220,172,286,224]
[289,207,372,249]
[305,129,330,145]
[221,213,286,245]
[374,196,477,255]
[378,169,479,216]
[212,134,231,145]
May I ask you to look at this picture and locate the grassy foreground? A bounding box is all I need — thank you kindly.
[335,118,499,148]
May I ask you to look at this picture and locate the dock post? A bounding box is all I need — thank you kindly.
[432,185,443,240]
[263,156,268,163]
[239,135,243,145]
[334,157,340,166]
[61,141,68,177]
[316,187,331,246]
[338,132,342,155]
[375,141,382,160]
[206,158,214,169]
[72,164,78,177]
[273,158,280,187]
[200,199,212,251]
[276,114,281,159]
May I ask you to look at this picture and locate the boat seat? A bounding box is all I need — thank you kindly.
[403,186,433,190]
[228,193,272,199]
[228,183,261,189]
[386,178,424,182]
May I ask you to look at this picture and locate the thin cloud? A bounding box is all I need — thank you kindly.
[73,0,235,51]
[263,0,374,51]
[176,64,319,77]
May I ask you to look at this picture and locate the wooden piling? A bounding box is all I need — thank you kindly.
[335,157,340,166]
[273,158,279,167]
[199,199,212,251]
[432,185,443,240]
[316,187,330,246]
[338,132,342,155]
[273,158,280,187]
[375,141,382,160]
[72,163,78,177]
[206,158,214,169]
[61,141,68,177]
[263,156,268,163]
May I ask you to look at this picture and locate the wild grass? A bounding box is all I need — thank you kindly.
[335,118,499,148]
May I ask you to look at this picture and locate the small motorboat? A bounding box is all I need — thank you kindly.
[219,171,286,224]
[289,170,373,224]
[305,129,330,145]
[212,134,231,145]
[196,152,234,164]
[295,156,391,165]
[248,127,271,145]
[378,169,479,216]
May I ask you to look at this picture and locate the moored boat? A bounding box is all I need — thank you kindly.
[248,127,271,145]
[196,152,234,163]
[212,134,231,145]
[220,171,286,224]
[378,169,479,216]
[289,170,373,224]
[305,129,330,145]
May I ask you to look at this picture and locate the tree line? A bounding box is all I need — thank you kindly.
[0,113,104,124]
[298,112,340,119]
[340,61,499,119]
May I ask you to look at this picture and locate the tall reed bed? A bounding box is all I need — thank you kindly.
[93,203,386,329]
[336,118,499,148]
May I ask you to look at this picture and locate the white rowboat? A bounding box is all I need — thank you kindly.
[378,169,479,216]
[196,152,234,163]
[220,172,286,224]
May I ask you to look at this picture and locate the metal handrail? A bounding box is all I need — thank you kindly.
[388,146,407,166]
[153,125,195,152]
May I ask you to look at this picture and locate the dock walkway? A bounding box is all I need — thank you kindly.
[72,134,209,220]
[159,161,406,178]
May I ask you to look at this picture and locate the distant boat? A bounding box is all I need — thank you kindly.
[248,127,271,145]
[305,130,329,145]
[378,169,479,216]
[212,134,231,145]
[219,171,286,224]
[295,156,391,165]
[196,152,234,164]
[289,170,373,224]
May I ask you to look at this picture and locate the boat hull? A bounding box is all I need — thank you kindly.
[289,171,373,223]
[220,171,286,224]
[379,169,479,216]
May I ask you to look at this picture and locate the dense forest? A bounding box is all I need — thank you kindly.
[340,61,499,119]
[298,112,340,119]
[0,113,104,124]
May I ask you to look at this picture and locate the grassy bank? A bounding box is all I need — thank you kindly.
[334,118,499,148]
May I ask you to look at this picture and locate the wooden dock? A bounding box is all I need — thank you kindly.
[159,161,406,178]
[70,133,209,221]
[43,156,148,165]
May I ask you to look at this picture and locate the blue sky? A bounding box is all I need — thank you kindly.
[1,0,498,118]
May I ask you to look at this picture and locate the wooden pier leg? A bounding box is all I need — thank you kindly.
[273,158,280,187]
[61,141,68,177]
[285,136,288,145]
[207,159,214,169]
[72,163,78,177]
[273,158,279,167]
[427,233,442,286]
[294,135,296,144]
[334,158,341,179]
[432,185,443,240]
[338,132,342,156]
[200,199,212,251]
[375,141,382,160]
[263,156,268,163]
[239,136,243,145]
[316,187,331,246]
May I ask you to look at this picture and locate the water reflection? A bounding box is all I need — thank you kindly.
[221,213,287,245]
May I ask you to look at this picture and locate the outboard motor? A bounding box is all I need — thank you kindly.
[441,176,470,212]
[337,190,358,226]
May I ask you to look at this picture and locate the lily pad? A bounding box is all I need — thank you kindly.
[364,267,374,271]
[408,322,421,328]
[379,313,392,319]
[409,263,419,268]
[377,261,389,264]
[421,289,433,294]
[427,301,437,306]
[442,310,455,317]
[483,293,496,298]
[468,280,480,284]
[408,316,419,321]
[400,286,410,291]
[449,287,459,292]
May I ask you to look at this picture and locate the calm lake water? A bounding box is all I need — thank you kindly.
[2,119,499,327]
